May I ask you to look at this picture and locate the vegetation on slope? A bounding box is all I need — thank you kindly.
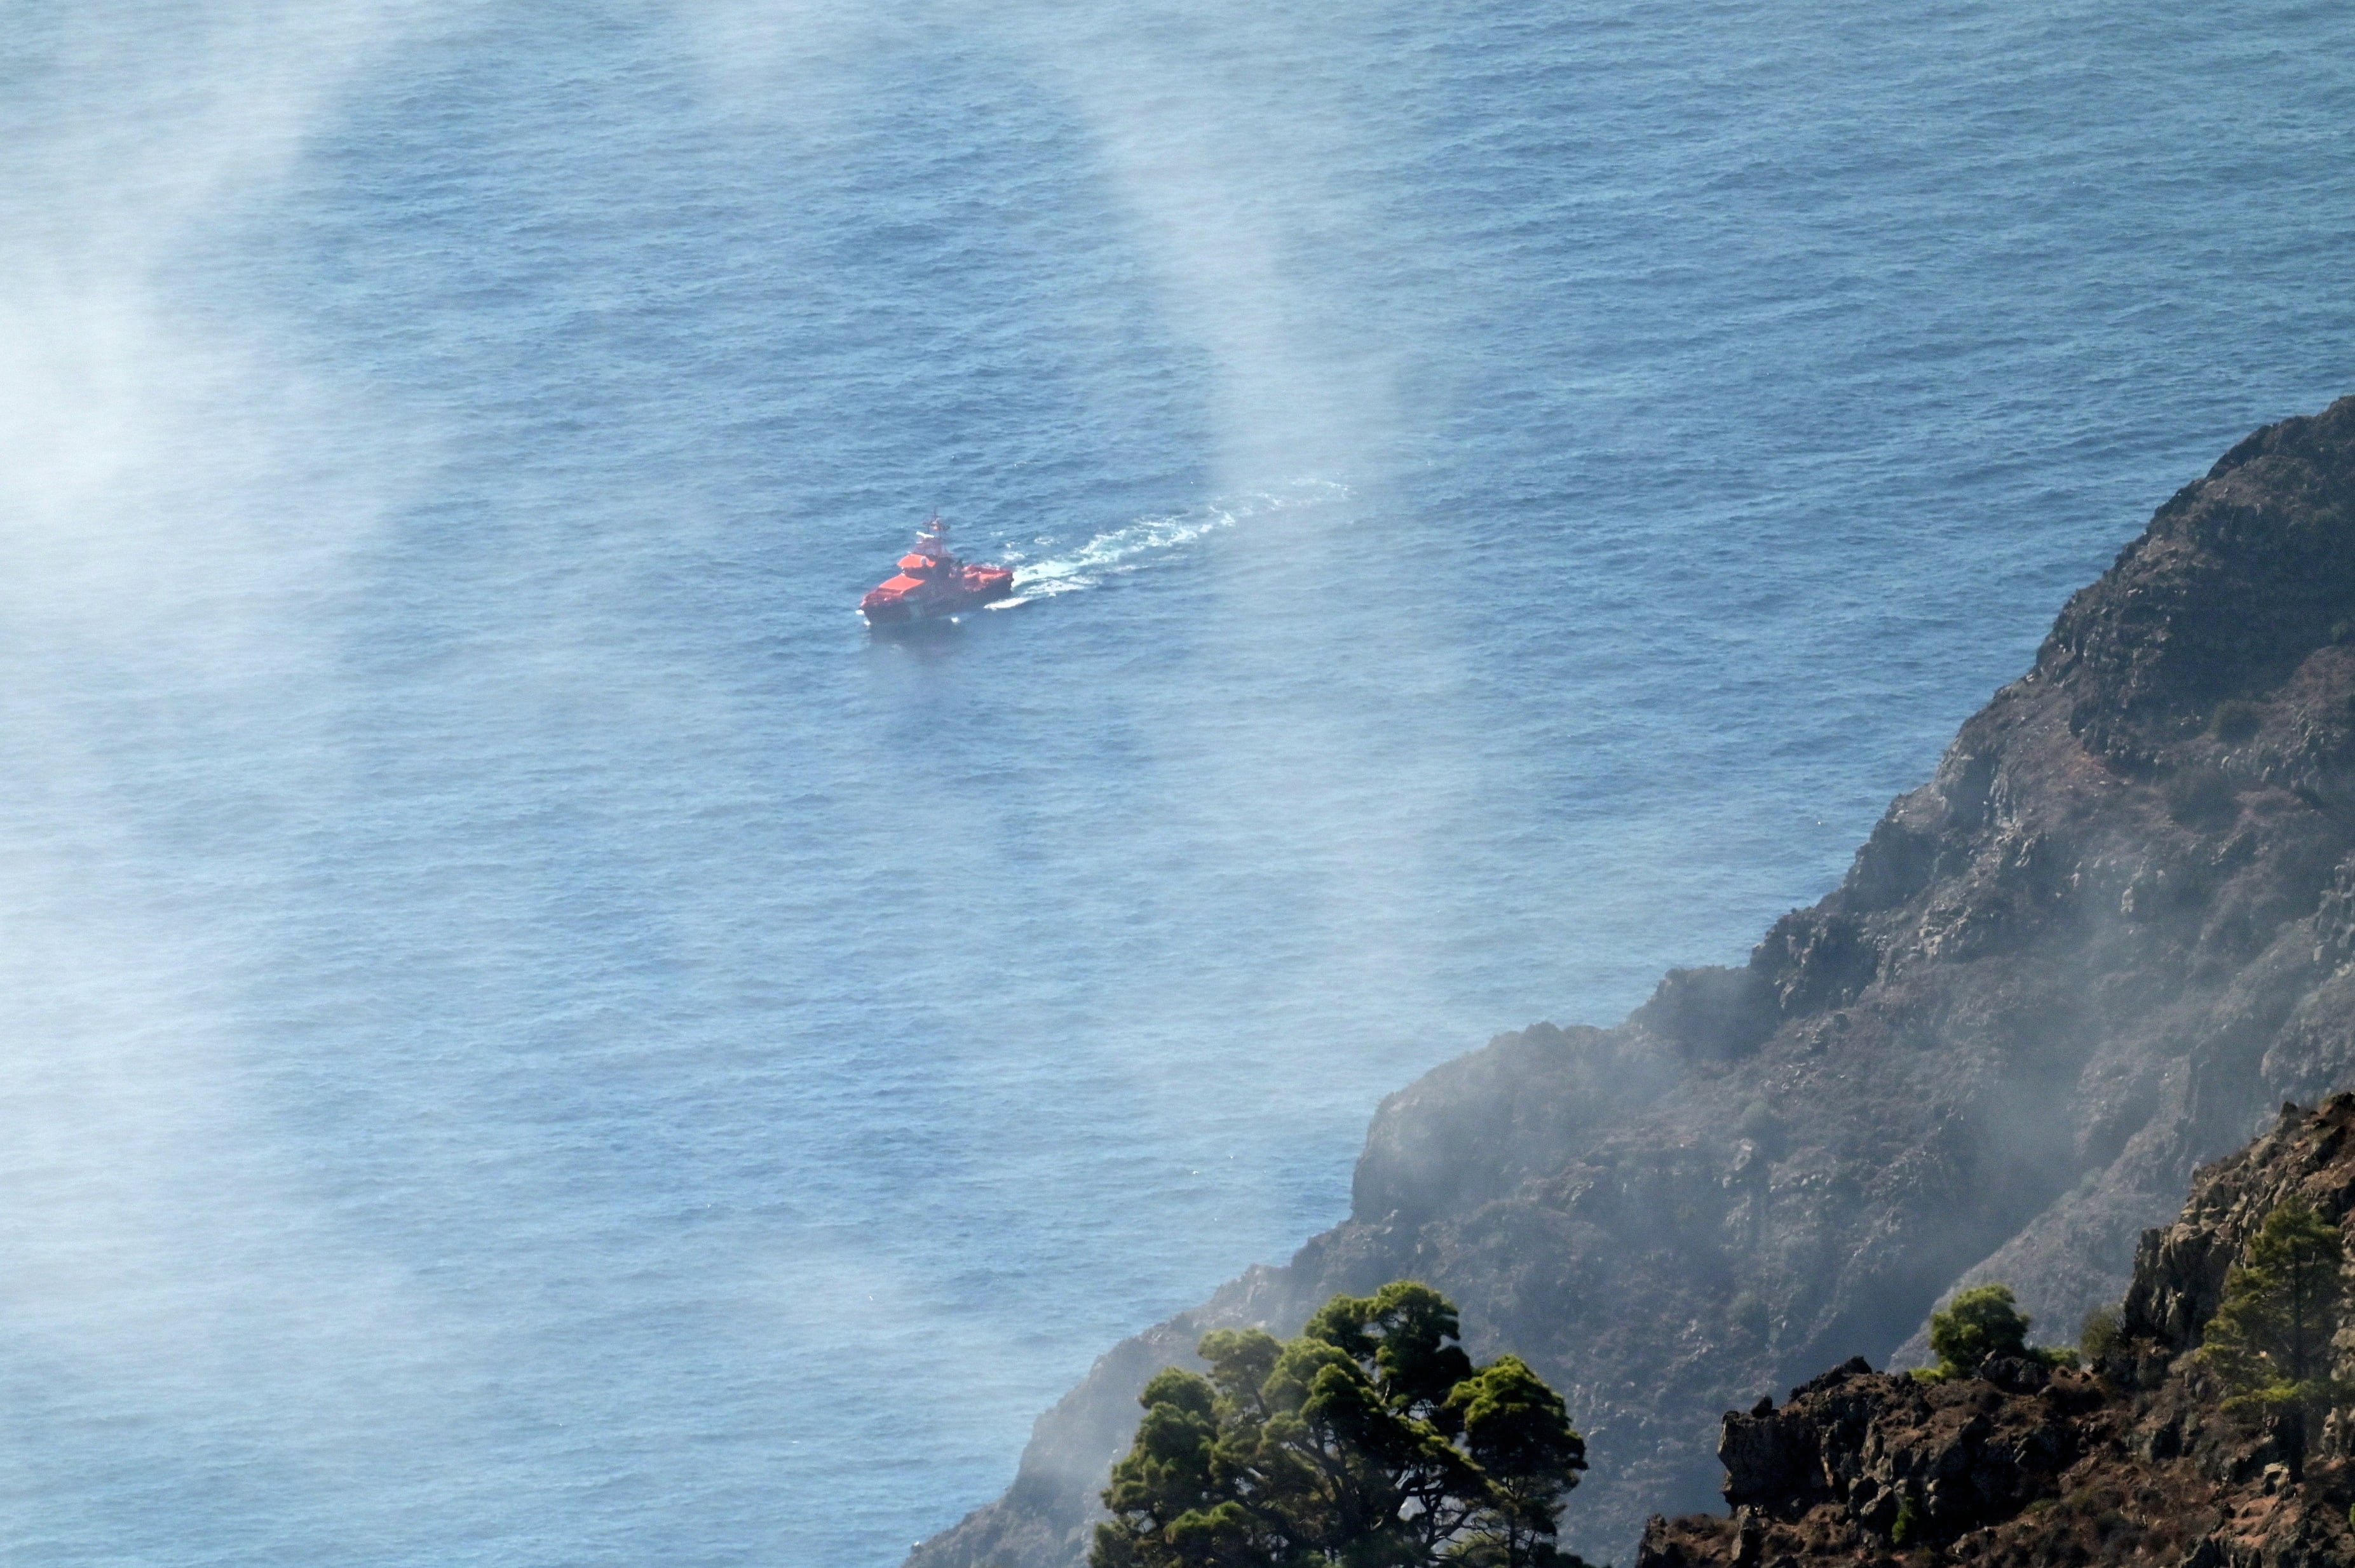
[1638,1095,2355,1567]
[1093,1283,1592,1568]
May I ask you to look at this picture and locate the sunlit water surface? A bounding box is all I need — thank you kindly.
[1,1,2351,1563]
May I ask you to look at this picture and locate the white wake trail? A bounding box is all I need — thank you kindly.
[987,481,1346,606]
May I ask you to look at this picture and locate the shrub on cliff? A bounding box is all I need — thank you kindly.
[1091,1281,1591,1568]
[2078,1304,2123,1365]
[1922,1284,2074,1381]
[2198,1198,2350,1475]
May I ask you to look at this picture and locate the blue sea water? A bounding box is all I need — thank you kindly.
[1,1,2350,1563]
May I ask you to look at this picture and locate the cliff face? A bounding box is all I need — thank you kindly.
[909,396,2355,1568]
[1636,1094,2355,1568]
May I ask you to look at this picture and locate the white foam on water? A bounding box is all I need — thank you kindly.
[1001,480,1346,599]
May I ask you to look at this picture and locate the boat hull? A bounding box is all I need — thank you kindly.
[860,575,1014,626]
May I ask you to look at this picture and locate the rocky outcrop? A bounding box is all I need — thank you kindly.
[909,396,2355,1568]
[1636,1095,2355,1568]
[2123,1095,2355,1356]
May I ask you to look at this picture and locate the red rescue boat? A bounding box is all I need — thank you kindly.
[859,515,1015,626]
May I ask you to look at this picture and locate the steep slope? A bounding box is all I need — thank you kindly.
[909,396,2355,1567]
[1636,1093,2355,1568]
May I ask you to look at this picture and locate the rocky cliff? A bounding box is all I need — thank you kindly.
[1636,1093,2355,1568]
[909,395,2355,1568]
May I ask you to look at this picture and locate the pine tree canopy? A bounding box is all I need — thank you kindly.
[2200,1198,2349,1415]
[1091,1281,1590,1568]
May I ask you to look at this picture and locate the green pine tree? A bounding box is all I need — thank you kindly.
[2199,1199,2350,1478]
[1092,1281,1591,1568]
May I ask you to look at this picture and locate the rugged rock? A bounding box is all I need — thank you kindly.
[909,396,2355,1568]
[2122,1095,2355,1356]
[1636,1094,2355,1568]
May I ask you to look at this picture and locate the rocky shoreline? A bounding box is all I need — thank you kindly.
[910,395,2355,1567]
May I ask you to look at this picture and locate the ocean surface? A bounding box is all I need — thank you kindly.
[1,1,2350,1563]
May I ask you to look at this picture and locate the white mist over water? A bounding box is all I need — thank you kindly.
[0,5,499,1556]
[1,1,2351,1564]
